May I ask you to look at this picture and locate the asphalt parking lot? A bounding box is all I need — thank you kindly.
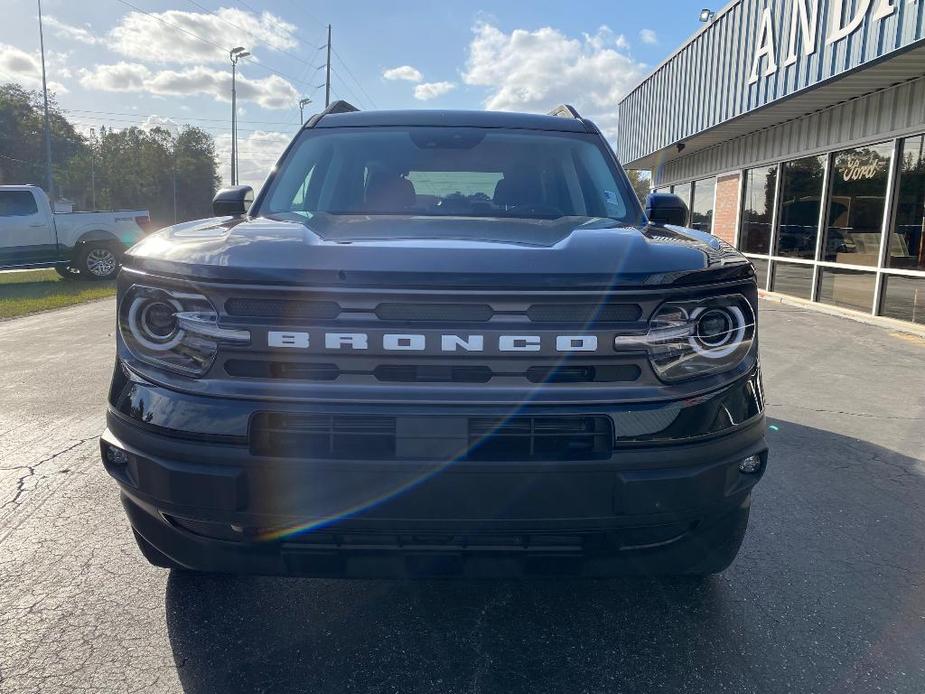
[1,298,924,693]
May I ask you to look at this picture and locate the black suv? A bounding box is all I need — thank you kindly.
[102,102,767,577]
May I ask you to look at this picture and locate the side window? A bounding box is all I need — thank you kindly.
[0,191,39,217]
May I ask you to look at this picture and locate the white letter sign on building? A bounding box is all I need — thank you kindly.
[783,0,818,66]
[750,0,903,85]
[748,8,778,84]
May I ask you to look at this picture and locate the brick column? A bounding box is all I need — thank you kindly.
[713,173,741,245]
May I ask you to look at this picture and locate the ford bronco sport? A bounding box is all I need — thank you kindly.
[102,102,767,577]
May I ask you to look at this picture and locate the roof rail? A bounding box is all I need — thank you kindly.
[303,100,360,128]
[323,99,360,115]
[547,104,581,119]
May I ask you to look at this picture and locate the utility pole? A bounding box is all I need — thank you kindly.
[229,46,249,186]
[172,141,178,224]
[37,0,54,201]
[325,24,332,108]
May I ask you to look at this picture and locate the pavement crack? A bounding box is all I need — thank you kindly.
[2,436,100,509]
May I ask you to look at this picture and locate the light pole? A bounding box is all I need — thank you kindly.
[229,46,249,186]
[299,97,312,125]
[37,0,54,201]
[88,127,96,209]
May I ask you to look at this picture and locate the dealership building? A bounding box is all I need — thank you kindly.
[617,0,925,326]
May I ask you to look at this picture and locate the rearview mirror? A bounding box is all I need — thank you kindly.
[645,193,689,227]
[212,186,254,218]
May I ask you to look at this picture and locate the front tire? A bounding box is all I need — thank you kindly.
[77,243,120,281]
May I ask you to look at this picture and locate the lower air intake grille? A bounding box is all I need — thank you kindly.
[251,414,614,461]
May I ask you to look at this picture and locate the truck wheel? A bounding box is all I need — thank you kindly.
[77,243,120,281]
[132,530,187,571]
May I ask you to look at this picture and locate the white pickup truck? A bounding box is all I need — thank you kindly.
[0,185,150,280]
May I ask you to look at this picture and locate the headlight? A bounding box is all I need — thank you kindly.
[614,294,755,383]
[119,285,249,377]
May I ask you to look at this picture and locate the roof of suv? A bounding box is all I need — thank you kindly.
[313,109,595,133]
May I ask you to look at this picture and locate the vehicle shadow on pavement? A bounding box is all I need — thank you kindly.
[164,418,925,694]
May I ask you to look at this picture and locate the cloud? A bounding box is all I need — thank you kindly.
[44,16,101,45]
[140,114,180,136]
[639,29,658,45]
[462,23,647,140]
[215,129,291,190]
[78,63,298,109]
[413,81,456,101]
[383,65,423,82]
[108,7,297,65]
[78,61,150,91]
[0,43,69,93]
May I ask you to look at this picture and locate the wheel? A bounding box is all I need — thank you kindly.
[684,500,750,575]
[77,243,120,281]
[132,529,188,571]
[54,264,80,280]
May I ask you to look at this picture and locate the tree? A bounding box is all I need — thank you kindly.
[0,81,221,227]
[625,169,652,204]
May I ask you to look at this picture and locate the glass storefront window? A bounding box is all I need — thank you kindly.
[748,257,769,289]
[889,135,925,271]
[771,262,814,300]
[739,167,776,254]
[690,177,715,233]
[818,268,876,312]
[672,182,691,205]
[881,275,925,325]
[671,182,692,226]
[775,155,826,259]
[822,141,893,266]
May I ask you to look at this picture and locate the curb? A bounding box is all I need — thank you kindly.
[758,290,925,338]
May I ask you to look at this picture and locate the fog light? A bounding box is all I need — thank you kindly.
[738,454,762,474]
[105,445,130,466]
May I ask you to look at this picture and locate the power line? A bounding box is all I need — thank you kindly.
[328,65,368,109]
[331,47,377,109]
[0,152,33,165]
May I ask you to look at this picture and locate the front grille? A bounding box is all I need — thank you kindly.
[225,298,341,320]
[526,303,641,323]
[375,303,494,322]
[467,416,613,461]
[225,360,640,384]
[215,287,657,388]
[224,297,642,325]
[250,414,614,461]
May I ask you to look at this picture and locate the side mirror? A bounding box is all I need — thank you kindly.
[645,192,689,226]
[212,186,254,218]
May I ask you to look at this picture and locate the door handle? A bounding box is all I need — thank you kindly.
[28,223,46,228]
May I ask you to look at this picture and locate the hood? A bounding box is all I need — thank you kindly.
[125,213,753,289]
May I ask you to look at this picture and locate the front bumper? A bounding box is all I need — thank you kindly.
[102,367,768,577]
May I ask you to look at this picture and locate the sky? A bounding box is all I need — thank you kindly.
[1,0,718,191]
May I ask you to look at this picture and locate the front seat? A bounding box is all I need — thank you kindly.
[493,167,543,209]
[365,170,416,212]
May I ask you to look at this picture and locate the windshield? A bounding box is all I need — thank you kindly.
[258,126,639,222]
